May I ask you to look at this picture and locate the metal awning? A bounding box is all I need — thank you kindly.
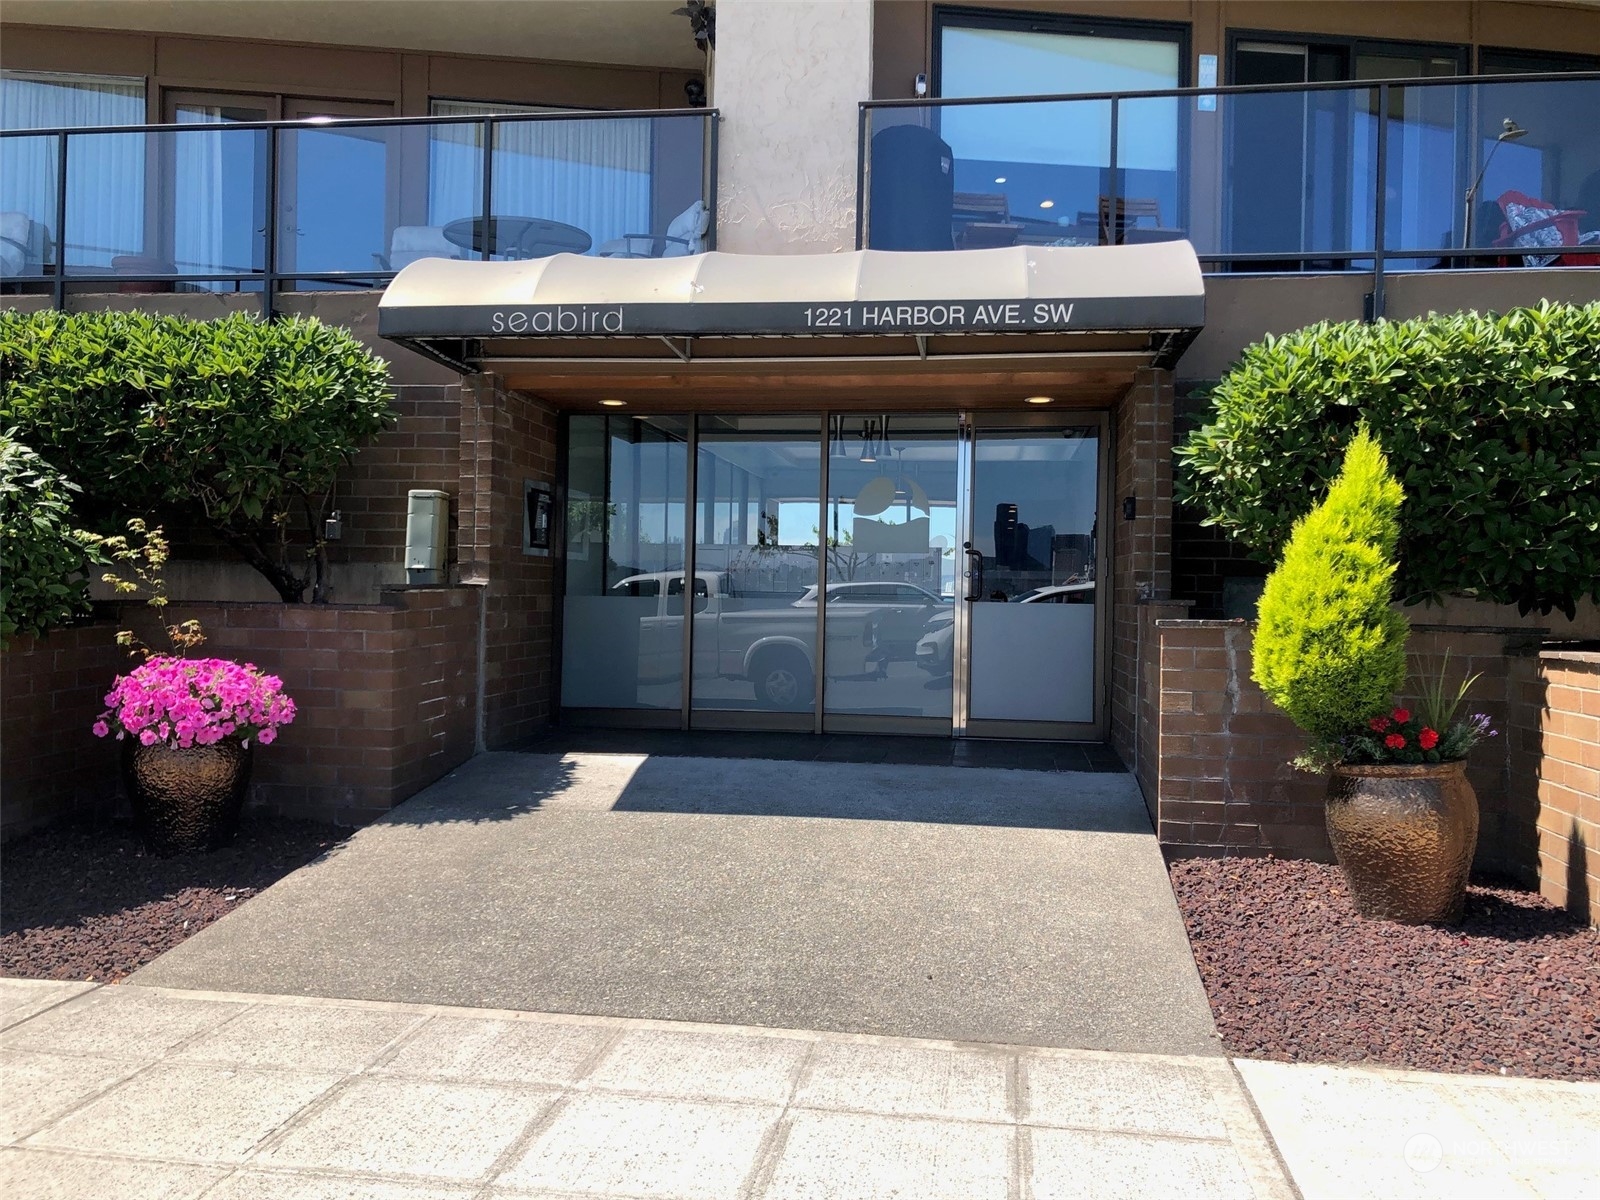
[378,242,1205,375]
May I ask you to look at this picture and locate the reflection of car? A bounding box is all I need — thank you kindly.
[914,581,1095,676]
[792,582,949,661]
[612,572,877,709]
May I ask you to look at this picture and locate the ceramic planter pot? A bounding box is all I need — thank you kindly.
[124,738,253,856]
[1325,761,1478,924]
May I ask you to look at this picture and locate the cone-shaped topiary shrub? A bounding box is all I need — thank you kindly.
[1253,425,1409,762]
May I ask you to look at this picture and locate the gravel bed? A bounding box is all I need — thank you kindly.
[1169,856,1600,1081]
[1,815,346,983]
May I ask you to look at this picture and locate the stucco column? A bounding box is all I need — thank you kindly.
[712,0,872,254]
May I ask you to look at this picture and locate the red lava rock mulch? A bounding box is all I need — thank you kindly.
[1,815,347,984]
[1169,855,1600,1081]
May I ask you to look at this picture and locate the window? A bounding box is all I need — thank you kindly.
[1,72,147,279]
[933,8,1187,247]
[429,99,651,254]
[1,70,144,130]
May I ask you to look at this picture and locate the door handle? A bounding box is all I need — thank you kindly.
[963,542,984,602]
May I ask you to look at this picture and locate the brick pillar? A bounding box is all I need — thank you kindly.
[1109,367,1181,792]
[458,373,559,747]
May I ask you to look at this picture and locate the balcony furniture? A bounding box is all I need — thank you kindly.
[373,225,462,272]
[867,123,954,251]
[1081,196,1164,245]
[1492,190,1600,267]
[597,200,710,258]
[442,216,593,260]
[111,254,177,294]
[0,211,51,278]
[958,221,1023,249]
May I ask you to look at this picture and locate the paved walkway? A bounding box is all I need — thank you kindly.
[132,752,1219,1055]
[2,979,1292,1200]
[7,980,1597,1199]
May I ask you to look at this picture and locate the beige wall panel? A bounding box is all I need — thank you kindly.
[425,55,664,110]
[1477,3,1600,54]
[716,0,874,253]
[0,24,154,76]
[153,36,402,98]
[1176,273,1370,380]
[1220,1,1472,43]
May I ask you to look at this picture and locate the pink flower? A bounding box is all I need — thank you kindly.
[92,720,110,738]
[257,726,276,745]
[93,654,295,750]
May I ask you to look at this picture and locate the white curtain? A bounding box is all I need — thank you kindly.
[0,72,144,274]
[430,100,651,253]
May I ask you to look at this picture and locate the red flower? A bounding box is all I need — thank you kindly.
[1419,727,1440,750]
[1368,716,1390,732]
[1392,707,1412,724]
[1384,733,1406,750]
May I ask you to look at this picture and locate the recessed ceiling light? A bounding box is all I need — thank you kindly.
[1039,200,1055,209]
[994,176,1007,184]
[599,399,627,407]
[1024,395,1054,405]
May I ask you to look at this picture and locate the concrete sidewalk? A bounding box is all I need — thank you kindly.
[131,751,1219,1055]
[2,979,1292,1200]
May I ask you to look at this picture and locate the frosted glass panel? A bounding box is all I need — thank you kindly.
[561,415,689,711]
[966,423,1099,729]
[969,603,1095,723]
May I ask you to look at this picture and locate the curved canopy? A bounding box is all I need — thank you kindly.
[378,241,1205,373]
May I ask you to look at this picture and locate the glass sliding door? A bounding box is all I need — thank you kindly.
[561,414,689,716]
[690,416,822,721]
[821,415,959,729]
[960,415,1105,738]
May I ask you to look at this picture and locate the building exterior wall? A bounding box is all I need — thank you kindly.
[872,1,1600,101]
[1,23,700,119]
[714,0,874,253]
[459,375,560,748]
[1525,651,1600,925]
[1152,619,1547,876]
[1,589,480,837]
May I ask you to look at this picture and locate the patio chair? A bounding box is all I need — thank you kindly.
[1080,197,1162,245]
[372,225,462,272]
[596,200,709,258]
[0,211,52,278]
[1492,189,1600,267]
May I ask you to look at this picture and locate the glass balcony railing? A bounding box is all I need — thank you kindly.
[0,108,717,306]
[859,72,1600,280]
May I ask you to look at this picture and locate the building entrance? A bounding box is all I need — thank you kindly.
[559,410,1105,740]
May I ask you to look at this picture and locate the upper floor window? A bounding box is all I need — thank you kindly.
[1,71,144,130]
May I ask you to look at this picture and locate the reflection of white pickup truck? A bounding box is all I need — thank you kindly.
[614,572,878,709]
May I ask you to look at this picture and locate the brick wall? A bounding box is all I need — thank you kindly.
[1152,619,1545,878]
[1,588,479,836]
[1,623,125,835]
[1525,651,1600,926]
[1109,367,1183,802]
[332,383,463,572]
[460,374,559,748]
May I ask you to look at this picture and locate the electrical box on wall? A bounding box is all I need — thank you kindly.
[405,489,449,585]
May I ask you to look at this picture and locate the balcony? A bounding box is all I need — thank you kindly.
[859,72,1600,301]
[0,107,718,309]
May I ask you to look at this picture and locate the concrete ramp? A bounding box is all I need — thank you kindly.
[134,752,1219,1056]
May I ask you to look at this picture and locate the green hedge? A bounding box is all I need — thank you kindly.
[1176,302,1600,618]
[0,310,394,603]
[0,434,99,642]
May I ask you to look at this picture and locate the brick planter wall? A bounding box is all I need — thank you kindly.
[1,588,479,837]
[1525,650,1600,926]
[1152,619,1544,879]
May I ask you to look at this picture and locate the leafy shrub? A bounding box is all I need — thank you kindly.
[0,433,100,641]
[0,309,394,603]
[1253,427,1409,762]
[1176,302,1600,618]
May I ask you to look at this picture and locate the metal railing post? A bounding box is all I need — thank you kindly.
[1370,84,1389,321]
[707,111,720,251]
[262,126,280,319]
[1106,98,1120,245]
[52,130,68,310]
[480,117,495,262]
[855,105,869,249]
